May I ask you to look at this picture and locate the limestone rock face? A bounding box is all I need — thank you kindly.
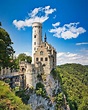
[43,74,60,97]
[28,73,61,110]
[28,94,56,110]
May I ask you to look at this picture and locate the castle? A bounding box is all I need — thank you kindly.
[0,22,57,89]
[0,22,70,110]
[19,22,57,88]
[0,22,65,110]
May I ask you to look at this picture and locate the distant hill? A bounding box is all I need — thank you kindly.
[55,63,88,110]
[0,81,31,110]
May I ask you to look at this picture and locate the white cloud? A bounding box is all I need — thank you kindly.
[44,6,56,15]
[49,22,86,40]
[57,51,88,65]
[52,22,60,27]
[76,42,88,45]
[13,6,56,30]
[29,7,42,18]
[13,20,26,30]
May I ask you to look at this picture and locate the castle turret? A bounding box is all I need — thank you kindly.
[32,22,42,64]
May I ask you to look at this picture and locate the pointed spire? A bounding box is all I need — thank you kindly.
[0,22,2,26]
[44,33,47,42]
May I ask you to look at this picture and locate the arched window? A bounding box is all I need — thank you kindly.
[40,51,43,55]
[34,35,36,38]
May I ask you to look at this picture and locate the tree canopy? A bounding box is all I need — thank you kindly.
[53,63,88,110]
[0,25,15,68]
[17,53,32,63]
[15,53,32,69]
[0,81,31,110]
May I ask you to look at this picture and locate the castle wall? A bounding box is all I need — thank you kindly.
[25,64,33,87]
[34,43,51,74]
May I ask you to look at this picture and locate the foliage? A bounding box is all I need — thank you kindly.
[36,82,44,90]
[51,69,58,79]
[17,53,32,63]
[55,63,88,110]
[0,81,31,110]
[0,25,15,68]
[15,53,32,68]
[55,92,64,110]
[36,82,46,97]
[36,88,45,96]
[51,68,61,81]
[16,90,30,104]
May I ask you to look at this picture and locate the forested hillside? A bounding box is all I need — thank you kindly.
[54,63,88,110]
[0,81,31,110]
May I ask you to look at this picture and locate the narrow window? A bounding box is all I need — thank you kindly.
[45,57,48,61]
[34,42,36,45]
[36,58,38,61]
[34,35,36,38]
[41,58,43,61]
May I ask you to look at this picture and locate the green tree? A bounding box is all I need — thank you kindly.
[78,97,88,110]
[0,81,31,110]
[55,64,88,110]
[36,82,46,97]
[15,53,32,69]
[0,24,15,68]
[55,92,64,110]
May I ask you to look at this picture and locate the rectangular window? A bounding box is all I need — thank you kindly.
[36,58,38,61]
[41,58,43,61]
[45,57,48,61]
[34,35,36,38]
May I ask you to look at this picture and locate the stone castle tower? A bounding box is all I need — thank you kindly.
[32,22,42,64]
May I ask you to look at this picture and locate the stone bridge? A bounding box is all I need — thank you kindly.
[0,70,25,89]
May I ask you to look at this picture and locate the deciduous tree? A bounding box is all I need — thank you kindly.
[0,23,15,67]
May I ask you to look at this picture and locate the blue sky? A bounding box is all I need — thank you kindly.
[0,0,88,65]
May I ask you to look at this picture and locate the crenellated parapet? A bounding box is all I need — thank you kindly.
[0,67,15,76]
